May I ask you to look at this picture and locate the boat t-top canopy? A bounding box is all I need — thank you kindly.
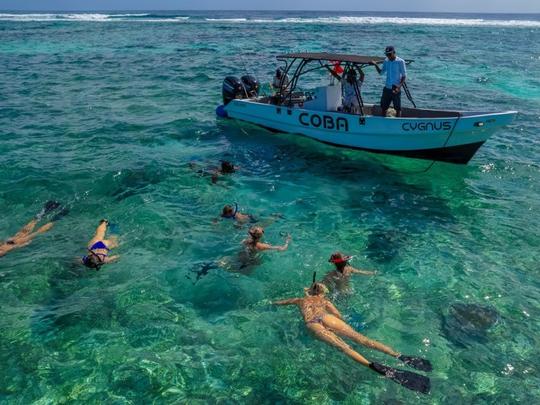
[273,52,415,112]
[277,52,385,65]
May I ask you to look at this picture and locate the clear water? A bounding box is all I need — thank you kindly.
[0,11,539,403]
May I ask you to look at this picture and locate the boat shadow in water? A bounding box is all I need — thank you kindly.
[266,141,459,264]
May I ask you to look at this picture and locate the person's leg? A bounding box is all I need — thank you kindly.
[393,91,402,117]
[13,219,38,238]
[22,222,54,241]
[380,88,391,117]
[307,323,371,367]
[88,220,108,248]
[103,236,118,249]
[322,315,400,357]
[11,222,54,247]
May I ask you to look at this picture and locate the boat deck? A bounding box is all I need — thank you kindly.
[251,96,462,118]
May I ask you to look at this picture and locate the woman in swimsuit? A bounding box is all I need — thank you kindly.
[82,219,119,270]
[243,226,290,252]
[322,252,375,292]
[273,277,432,393]
[0,201,63,258]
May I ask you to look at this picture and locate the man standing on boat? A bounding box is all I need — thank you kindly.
[371,46,407,117]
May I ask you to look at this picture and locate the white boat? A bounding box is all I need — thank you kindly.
[217,52,517,164]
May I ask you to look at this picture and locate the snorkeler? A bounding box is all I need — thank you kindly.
[273,274,432,394]
[189,160,239,184]
[212,160,238,183]
[243,226,291,252]
[221,203,255,223]
[0,201,66,258]
[81,219,119,270]
[322,252,375,292]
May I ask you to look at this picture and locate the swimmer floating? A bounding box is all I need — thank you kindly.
[274,273,432,394]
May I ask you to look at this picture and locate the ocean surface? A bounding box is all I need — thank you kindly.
[0,10,539,404]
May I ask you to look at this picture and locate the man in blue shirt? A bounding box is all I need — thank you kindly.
[371,46,407,117]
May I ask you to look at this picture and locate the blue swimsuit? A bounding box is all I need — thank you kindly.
[82,240,110,268]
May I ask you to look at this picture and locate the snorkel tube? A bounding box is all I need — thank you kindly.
[222,203,238,219]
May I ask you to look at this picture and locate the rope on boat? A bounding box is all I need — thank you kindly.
[402,82,417,108]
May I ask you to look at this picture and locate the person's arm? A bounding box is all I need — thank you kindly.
[370,60,382,74]
[256,234,291,251]
[349,266,376,276]
[325,301,344,320]
[273,298,302,306]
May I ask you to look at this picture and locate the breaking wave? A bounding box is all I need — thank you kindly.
[0,13,190,22]
[0,14,539,27]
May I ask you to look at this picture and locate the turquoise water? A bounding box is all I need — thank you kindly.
[1,11,539,403]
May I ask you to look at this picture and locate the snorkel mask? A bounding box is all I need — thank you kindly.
[82,250,104,271]
[328,253,353,265]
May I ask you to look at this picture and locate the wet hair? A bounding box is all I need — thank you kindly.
[329,252,350,272]
[246,226,264,247]
[308,282,328,296]
[275,68,283,78]
[220,161,235,174]
[222,205,234,217]
[248,226,264,240]
[83,252,103,270]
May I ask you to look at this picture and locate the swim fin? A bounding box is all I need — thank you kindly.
[51,206,69,222]
[398,355,433,372]
[36,200,61,220]
[369,362,431,394]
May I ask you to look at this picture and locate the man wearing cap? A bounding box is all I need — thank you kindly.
[371,46,407,117]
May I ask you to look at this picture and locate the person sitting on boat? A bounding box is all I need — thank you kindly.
[0,201,62,257]
[322,252,375,292]
[371,46,407,117]
[341,68,365,114]
[272,67,289,93]
[81,219,119,270]
[273,275,432,394]
[243,226,290,252]
[221,203,255,223]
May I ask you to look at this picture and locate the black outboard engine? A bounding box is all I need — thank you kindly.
[241,75,259,98]
[222,76,245,105]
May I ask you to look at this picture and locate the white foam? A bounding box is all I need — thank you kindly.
[0,13,189,22]
[0,14,538,27]
[248,16,540,27]
[204,18,248,22]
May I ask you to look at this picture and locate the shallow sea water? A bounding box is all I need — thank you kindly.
[0,11,539,404]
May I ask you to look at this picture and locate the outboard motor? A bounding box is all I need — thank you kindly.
[241,75,259,98]
[222,76,245,105]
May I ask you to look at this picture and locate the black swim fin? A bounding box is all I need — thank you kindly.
[398,355,433,372]
[36,200,61,220]
[51,206,69,222]
[369,362,431,394]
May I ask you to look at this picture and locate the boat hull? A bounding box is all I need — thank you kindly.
[223,100,517,164]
